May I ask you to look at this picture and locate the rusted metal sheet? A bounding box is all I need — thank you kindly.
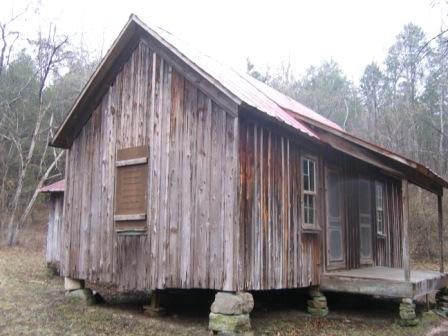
[38,179,65,193]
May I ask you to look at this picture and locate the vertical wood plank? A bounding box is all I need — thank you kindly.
[402,179,410,282]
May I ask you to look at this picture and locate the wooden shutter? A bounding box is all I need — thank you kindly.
[114,145,148,233]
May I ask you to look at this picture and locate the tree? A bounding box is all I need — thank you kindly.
[360,62,384,142]
[296,60,361,130]
[1,25,70,245]
[422,35,448,176]
[0,3,101,246]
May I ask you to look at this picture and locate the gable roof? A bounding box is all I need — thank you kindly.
[51,14,448,194]
[38,179,65,193]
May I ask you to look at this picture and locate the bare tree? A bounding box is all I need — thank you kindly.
[1,24,69,246]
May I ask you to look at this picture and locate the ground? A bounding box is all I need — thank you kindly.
[0,207,447,335]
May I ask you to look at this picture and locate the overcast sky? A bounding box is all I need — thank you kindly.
[4,0,448,83]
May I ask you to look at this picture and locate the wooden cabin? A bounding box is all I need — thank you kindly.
[38,179,65,272]
[49,14,448,325]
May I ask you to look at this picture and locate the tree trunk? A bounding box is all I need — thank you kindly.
[8,150,64,245]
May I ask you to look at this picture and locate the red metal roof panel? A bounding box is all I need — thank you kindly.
[38,179,65,193]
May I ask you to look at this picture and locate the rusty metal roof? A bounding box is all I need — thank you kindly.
[149,23,325,140]
[38,180,65,193]
[51,14,448,193]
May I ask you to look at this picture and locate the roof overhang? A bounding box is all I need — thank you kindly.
[286,110,448,195]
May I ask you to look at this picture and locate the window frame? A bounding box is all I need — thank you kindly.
[375,180,386,237]
[301,154,320,231]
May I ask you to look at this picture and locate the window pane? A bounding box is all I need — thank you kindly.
[304,194,315,224]
[304,174,309,191]
[377,210,384,233]
[329,229,343,261]
[304,204,309,223]
[303,159,309,191]
[375,182,384,234]
[303,159,308,175]
[309,160,315,192]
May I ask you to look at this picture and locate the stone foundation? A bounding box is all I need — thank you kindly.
[399,298,418,326]
[143,290,166,317]
[64,277,84,291]
[209,292,254,335]
[64,277,95,305]
[436,287,448,316]
[307,287,328,317]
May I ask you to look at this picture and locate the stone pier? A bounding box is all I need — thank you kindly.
[64,277,95,305]
[209,292,254,335]
[399,298,418,326]
[307,286,329,317]
[143,290,166,317]
[436,287,448,316]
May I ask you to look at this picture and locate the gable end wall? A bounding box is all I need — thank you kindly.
[61,39,240,291]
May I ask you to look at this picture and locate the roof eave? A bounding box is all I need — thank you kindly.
[285,110,447,194]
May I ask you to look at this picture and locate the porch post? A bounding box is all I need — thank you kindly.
[438,194,444,273]
[402,180,410,282]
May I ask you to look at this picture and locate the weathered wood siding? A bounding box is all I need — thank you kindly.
[46,193,64,269]
[238,117,321,290]
[61,39,239,291]
[60,38,405,292]
[237,117,404,290]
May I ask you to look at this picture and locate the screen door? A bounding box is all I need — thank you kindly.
[325,167,345,268]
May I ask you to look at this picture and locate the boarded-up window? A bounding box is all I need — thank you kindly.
[302,155,318,229]
[359,177,373,263]
[375,181,385,235]
[114,145,149,233]
[326,168,344,265]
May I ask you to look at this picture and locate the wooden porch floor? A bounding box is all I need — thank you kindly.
[320,266,448,299]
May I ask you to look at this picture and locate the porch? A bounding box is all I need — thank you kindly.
[320,266,448,299]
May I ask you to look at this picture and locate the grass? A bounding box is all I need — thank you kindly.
[0,245,447,335]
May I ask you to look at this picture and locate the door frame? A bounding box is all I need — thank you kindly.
[324,165,346,271]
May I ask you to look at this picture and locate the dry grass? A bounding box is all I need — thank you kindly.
[0,246,447,336]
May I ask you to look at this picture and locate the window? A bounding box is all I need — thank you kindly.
[114,145,149,233]
[375,181,385,235]
[302,156,318,229]
[359,177,373,263]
